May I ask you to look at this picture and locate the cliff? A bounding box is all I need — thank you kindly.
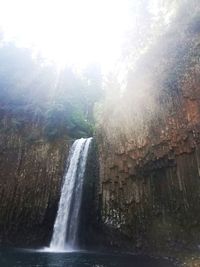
[96,17,200,253]
[0,106,70,246]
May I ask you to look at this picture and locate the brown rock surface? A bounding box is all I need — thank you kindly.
[96,29,200,253]
[0,107,70,246]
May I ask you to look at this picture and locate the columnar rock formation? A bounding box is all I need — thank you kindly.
[0,108,70,245]
[96,22,200,252]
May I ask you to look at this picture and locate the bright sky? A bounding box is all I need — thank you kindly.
[0,0,131,70]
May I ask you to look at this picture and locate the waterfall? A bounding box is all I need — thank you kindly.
[49,137,92,251]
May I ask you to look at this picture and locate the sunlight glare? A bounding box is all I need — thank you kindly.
[0,0,131,70]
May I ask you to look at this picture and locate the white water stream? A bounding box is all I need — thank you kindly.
[49,138,92,251]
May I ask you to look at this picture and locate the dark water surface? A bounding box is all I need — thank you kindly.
[0,248,176,267]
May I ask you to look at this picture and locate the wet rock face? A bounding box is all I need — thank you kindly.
[0,108,70,246]
[97,40,200,252]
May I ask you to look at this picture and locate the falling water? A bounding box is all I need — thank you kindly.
[49,137,92,251]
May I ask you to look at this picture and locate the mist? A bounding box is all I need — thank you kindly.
[96,0,200,148]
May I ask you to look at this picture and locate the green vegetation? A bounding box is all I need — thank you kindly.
[0,41,103,140]
[44,102,93,140]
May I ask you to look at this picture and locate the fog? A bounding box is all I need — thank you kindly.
[97,0,200,146]
[0,0,199,143]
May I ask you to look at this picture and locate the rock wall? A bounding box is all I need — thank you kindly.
[97,29,200,253]
[0,107,71,246]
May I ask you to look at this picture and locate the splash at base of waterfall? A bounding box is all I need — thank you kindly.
[42,245,75,253]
